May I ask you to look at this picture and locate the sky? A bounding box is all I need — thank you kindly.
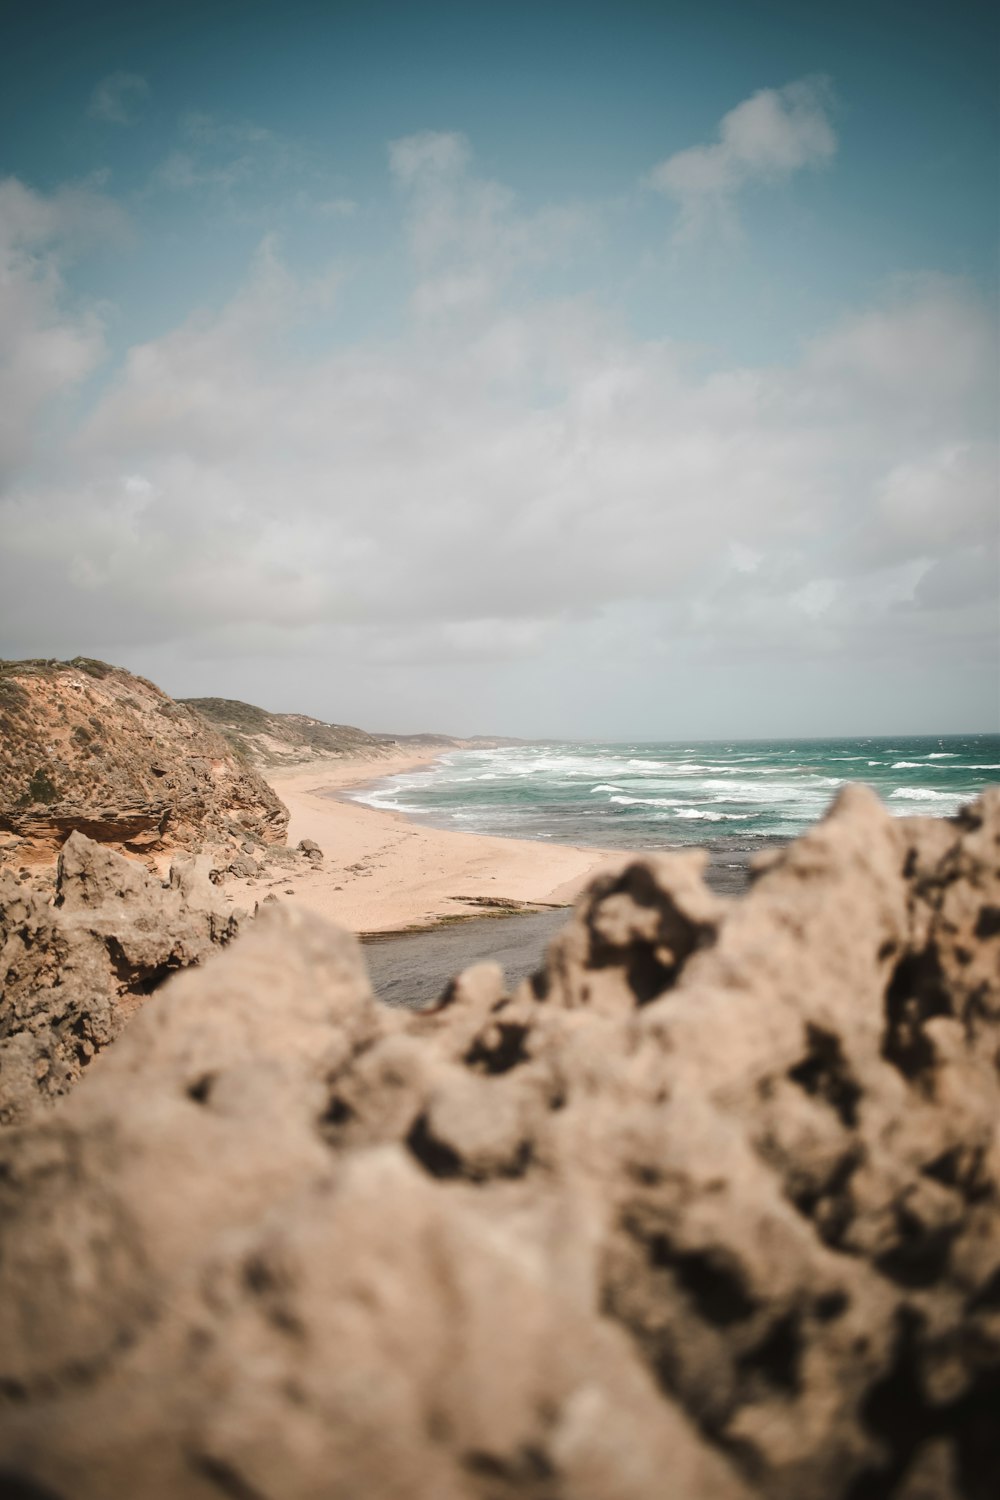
[1,0,997,738]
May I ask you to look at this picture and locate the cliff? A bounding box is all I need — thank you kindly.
[0,658,288,864]
[1,786,997,1499]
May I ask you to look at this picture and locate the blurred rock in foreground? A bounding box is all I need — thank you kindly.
[0,786,998,1499]
[0,832,244,1127]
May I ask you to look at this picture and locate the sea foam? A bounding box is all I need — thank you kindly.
[889,787,955,801]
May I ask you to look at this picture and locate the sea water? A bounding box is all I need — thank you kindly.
[348,734,1000,854]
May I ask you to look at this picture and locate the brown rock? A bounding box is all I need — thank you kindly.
[0,789,998,1498]
[0,657,288,865]
[0,832,244,1125]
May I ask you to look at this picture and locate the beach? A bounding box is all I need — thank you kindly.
[258,749,783,1006]
[261,750,621,938]
[258,736,998,1006]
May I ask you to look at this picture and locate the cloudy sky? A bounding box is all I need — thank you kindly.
[1,0,997,738]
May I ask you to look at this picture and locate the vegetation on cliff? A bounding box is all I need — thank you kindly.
[0,659,287,861]
[182,695,395,767]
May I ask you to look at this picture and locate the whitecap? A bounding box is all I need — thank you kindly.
[609,794,674,808]
[891,761,924,769]
[350,794,424,814]
[927,752,958,758]
[888,787,955,801]
[699,778,842,805]
[671,808,749,821]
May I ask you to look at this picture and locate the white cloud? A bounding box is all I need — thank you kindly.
[154,115,268,193]
[89,72,149,126]
[648,78,836,242]
[155,150,240,193]
[790,579,838,618]
[0,176,127,486]
[871,444,997,560]
[388,130,590,321]
[7,268,992,660]
[805,278,991,417]
[911,547,998,611]
[0,143,994,730]
[389,130,472,184]
[313,197,358,218]
[147,112,360,230]
[151,112,308,199]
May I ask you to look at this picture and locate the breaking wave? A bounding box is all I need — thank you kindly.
[889,788,956,802]
[347,733,997,851]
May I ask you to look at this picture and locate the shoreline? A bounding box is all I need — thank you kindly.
[259,750,622,936]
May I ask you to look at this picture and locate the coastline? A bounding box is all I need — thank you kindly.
[260,750,621,935]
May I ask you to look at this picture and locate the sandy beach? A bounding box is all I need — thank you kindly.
[260,751,620,935]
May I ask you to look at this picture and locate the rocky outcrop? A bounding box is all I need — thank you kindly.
[0,788,998,1499]
[0,658,288,864]
[0,833,244,1126]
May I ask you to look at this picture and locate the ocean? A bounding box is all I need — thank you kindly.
[349,734,1000,857]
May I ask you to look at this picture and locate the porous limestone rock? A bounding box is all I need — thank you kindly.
[0,788,998,1500]
[0,833,243,1125]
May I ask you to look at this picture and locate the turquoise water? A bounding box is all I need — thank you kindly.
[349,735,1000,852]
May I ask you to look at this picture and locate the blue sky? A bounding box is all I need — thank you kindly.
[1,0,997,735]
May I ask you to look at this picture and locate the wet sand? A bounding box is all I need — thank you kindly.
[361,850,763,1008]
[362,907,570,1009]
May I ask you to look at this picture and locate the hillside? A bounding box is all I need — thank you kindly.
[181,696,397,767]
[182,697,527,766]
[385,732,532,748]
[0,658,287,863]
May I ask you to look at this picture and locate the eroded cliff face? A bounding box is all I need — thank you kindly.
[0,658,288,865]
[0,787,998,1500]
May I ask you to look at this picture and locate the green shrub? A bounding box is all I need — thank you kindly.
[0,675,29,711]
[28,767,59,804]
[68,657,113,680]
